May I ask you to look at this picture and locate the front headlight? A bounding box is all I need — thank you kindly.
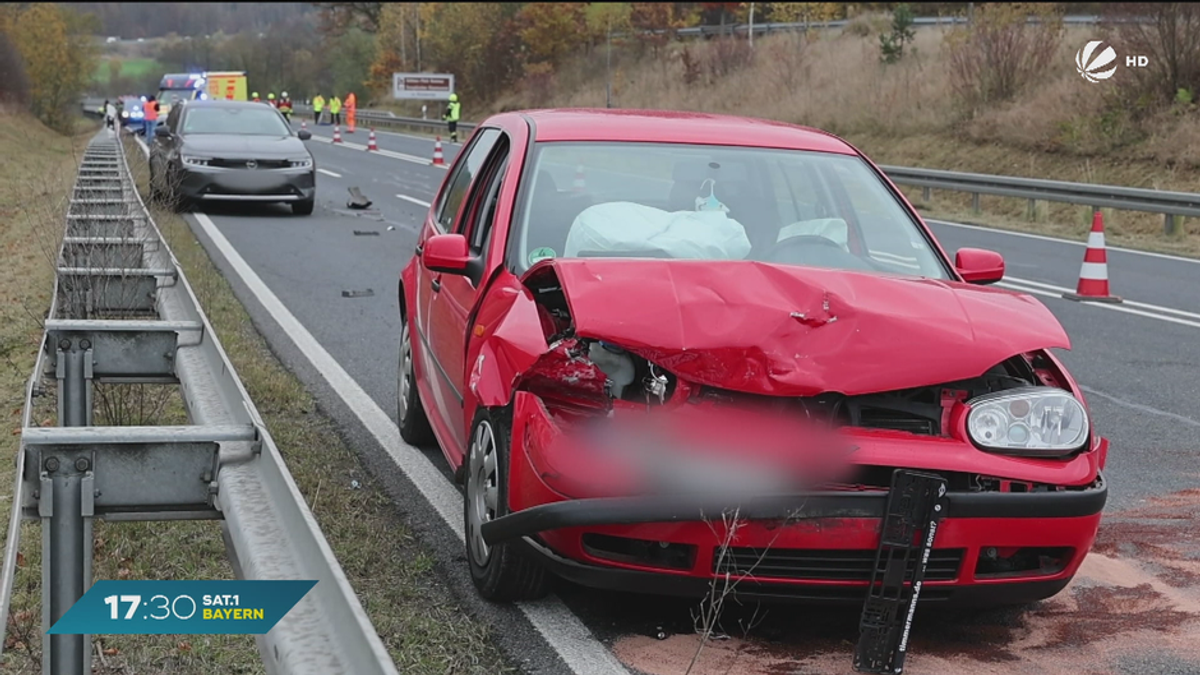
[966,387,1089,457]
[121,111,129,119]
[182,156,211,167]
[288,157,312,168]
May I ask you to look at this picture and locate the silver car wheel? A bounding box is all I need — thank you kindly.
[399,323,413,418]
[467,420,499,568]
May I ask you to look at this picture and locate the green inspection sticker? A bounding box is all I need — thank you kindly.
[528,247,556,265]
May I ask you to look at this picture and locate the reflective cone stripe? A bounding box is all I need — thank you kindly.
[367,129,378,151]
[333,126,343,143]
[573,164,586,191]
[1063,211,1122,303]
[432,137,445,166]
[300,120,307,130]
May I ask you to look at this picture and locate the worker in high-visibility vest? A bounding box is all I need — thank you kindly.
[329,95,342,127]
[345,92,357,133]
[443,93,461,143]
[279,92,293,123]
[252,91,260,103]
[267,92,276,106]
[312,94,325,124]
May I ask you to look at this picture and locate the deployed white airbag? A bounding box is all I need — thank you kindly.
[777,217,849,249]
[564,201,752,260]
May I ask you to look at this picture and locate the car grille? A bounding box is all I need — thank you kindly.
[208,158,292,169]
[715,547,964,582]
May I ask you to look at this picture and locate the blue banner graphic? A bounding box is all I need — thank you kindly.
[48,580,317,635]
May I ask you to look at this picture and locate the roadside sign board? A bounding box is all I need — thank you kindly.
[392,73,455,100]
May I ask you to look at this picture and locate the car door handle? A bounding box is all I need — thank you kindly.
[431,278,441,292]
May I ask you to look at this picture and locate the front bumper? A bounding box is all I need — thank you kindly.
[487,473,1107,606]
[176,164,316,203]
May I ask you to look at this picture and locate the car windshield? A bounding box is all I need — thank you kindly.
[512,142,950,279]
[181,107,290,136]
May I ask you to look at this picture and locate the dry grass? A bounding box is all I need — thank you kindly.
[490,22,1200,256]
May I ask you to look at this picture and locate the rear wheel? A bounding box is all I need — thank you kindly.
[465,407,549,602]
[397,320,434,446]
[291,197,314,215]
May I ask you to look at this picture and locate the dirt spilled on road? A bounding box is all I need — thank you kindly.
[612,488,1200,674]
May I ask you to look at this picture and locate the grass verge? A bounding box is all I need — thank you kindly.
[118,133,513,674]
[0,114,511,673]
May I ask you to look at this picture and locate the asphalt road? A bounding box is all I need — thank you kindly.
[141,127,1200,674]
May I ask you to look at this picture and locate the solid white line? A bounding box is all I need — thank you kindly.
[396,194,431,208]
[317,168,342,178]
[1004,275,1200,320]
[927,218,1200,266]
[313,134,448,169]
[1079,385,1200,428]
[190,212,630,675]
[1000,279,1200,330]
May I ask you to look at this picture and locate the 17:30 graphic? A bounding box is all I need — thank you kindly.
[104,594,198,621]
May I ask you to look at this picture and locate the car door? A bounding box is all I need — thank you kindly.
[151,105,182,187]
[413,128,502,449]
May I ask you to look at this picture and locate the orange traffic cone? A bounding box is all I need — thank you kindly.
[1063,211,1122,303]
[333,125,343,143]
[432,137,445,166]
[573,164,586,191]
[300,120,307,131]
[367,128,378,151]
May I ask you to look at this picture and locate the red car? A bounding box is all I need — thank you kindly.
[397,109,1108,607]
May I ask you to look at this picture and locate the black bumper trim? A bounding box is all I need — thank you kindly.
[482,473,1106,546]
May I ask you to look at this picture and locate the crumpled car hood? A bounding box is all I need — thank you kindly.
[530,258,1071,397]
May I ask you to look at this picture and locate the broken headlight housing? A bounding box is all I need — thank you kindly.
[966,386,1089,457]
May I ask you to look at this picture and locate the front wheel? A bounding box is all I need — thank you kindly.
[465,408,549,602]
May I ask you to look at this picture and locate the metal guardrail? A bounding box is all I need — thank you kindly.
[0,131,400,674]
[631,13,1110,38]
[880,165,1200,236]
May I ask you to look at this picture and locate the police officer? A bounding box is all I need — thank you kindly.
[443,93,461,142]
[329,95,342,126]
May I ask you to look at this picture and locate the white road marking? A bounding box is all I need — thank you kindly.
[190,211,630,675]
[311,134,448,169]
[1003,276,1200,321]
[1000,278,1200,330]
[317,168,342,178]
[928,218,1200,266]
[1079,385,1200,428]
[396,194,431,208]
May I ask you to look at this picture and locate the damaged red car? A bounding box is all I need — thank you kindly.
[397,109,1108,607]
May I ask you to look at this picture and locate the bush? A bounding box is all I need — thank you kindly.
[0,29,30,110]
[1105,3,1200,114]
[945,3,1064,115]
[879,4,916,63]
[703,35,753,83]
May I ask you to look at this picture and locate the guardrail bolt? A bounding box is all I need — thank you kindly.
[80,339,91,350]
[75,457,91,472]
[44,457,60,473]
[58,338,71,351]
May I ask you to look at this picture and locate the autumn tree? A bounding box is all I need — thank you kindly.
[630,3,685,57]
[419,3,519,103]
[515,3,587,67]
[0,27,30,109]
[12,3,97,132]
[768,3,844,24]
[313,2,383,35]
[585,2,633,47]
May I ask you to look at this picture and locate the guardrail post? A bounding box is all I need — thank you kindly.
[1027,198,1037,221]
[43,338,94,675]
[921,186,930,203]
[1164,214,1177,236]
[971,193,981,214]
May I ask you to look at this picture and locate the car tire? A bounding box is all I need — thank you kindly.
[291,198,314,216]
[397,319,435,446]
[464,407,550,602]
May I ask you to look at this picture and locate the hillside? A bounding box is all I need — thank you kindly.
[490,18,1200,256]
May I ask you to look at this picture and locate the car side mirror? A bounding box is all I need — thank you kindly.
[421,233,471,275]
[955,248,1005,285]
[297,129,311,141]
[154,125,170,138]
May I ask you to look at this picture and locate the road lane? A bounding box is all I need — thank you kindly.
[182,133,1200,674]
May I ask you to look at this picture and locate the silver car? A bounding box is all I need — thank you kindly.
[148,99,317,215]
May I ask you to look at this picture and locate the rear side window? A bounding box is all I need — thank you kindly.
[435,129,500,232]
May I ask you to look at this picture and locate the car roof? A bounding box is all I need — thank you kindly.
[500,108,858,155]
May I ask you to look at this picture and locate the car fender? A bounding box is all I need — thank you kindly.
[464,271,549,410]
